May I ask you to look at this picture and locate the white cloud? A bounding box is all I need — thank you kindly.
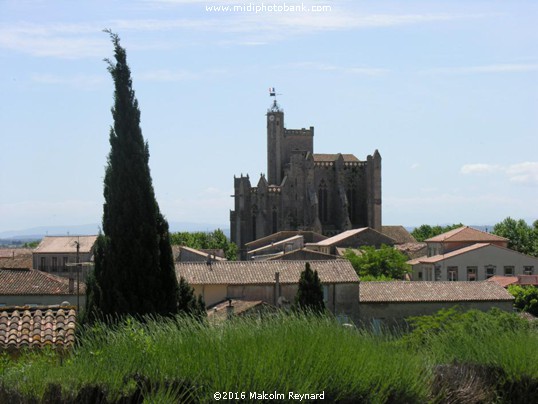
[461,162,538,185]
[460,163,503,174]
[506,162,538,185]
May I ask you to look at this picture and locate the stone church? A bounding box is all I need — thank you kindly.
[230,100,381,257]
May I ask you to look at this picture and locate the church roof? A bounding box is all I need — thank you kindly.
[313,153,359,162]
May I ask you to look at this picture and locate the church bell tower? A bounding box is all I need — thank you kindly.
[267,94,284,185]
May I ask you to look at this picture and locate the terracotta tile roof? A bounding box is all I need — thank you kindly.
[395,242,427,259]
[517,275,538,286]
[487,276,519,288]
[425,226,508,243]
[0,306,77,350]
[0,256,33,270]
[207,299,270,320]
[313,153,359,162]
[359,281,514,303]
[413,243,491,264]
[34,236,98,254]
[0,248,34,258]
[0,268,85,295]
[381,226,416,244]
[176,260,359,285]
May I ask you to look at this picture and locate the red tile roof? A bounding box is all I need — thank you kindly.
[487,276,518,288]
[425,226,508,243]
[176,260,359,285]
[0,268,85,295]
[0,248,33,258]
[0,256,33,270]
[0,306,77,350]
[414,243,491,264]
[360,281,514,303]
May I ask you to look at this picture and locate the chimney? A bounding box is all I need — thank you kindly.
[69,277,75,294]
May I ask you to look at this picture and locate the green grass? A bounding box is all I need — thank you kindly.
[1,311,537,403]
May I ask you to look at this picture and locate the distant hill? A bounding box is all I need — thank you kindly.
[0,222,230,243]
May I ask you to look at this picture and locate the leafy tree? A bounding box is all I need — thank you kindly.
[492,217,538,256]
[344,245,410,280]
[411,223,464,242]
[170,229,237,260]
[86,31,180,319]
[508,285,538,317]
[295,262,325,313]
[177,276,207,319]
[22,240,40,248]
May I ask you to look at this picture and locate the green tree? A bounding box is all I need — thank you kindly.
[295,262,325,313]
[86,32,179,319]
[344,245,410,280]
[411,223,464,242]
[170,229,237,260]
[492,217,537,256]
[508,285,538,317]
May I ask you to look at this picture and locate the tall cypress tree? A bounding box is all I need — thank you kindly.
[86,31,179,319]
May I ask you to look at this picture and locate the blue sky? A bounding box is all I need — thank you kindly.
[1,0,537,233]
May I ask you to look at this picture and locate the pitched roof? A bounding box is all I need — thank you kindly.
[175,245,226,261]
[425,226,508,243]
[0,248,33,258]
[207,299,270,320]
[245,231,327,248]
[0,268,85,295]
[486,276,519,288]
[0,306,77,350]
[359,281,514,303]
[315,228,368,246]
[313,153,359,162]
[0,256,33,270]
[381,226,417,244]
[414,243,491,264]
[269,248,341,261]
[395,242,427,259]
[176,260,359,285]
[249,235,304,254]
[34,236,98,254]
[315,227,395,247]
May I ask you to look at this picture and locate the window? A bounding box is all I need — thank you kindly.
[323,285,329,304]
[447,266,458,281]
[504,266,514,276]
[467,266,477,281]
[418,271,423,280]
[524,266,534,275]
[63,256,69,272]
[40,257,46,271]
[51,257,58,271]
[485,265,496,279]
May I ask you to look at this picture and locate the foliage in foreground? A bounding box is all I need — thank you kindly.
[0,311,537,403]
[509,285,538,316]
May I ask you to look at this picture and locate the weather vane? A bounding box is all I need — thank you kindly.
[269,87,282,112]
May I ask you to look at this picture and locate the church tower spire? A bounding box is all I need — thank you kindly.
[267,89,284,185]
